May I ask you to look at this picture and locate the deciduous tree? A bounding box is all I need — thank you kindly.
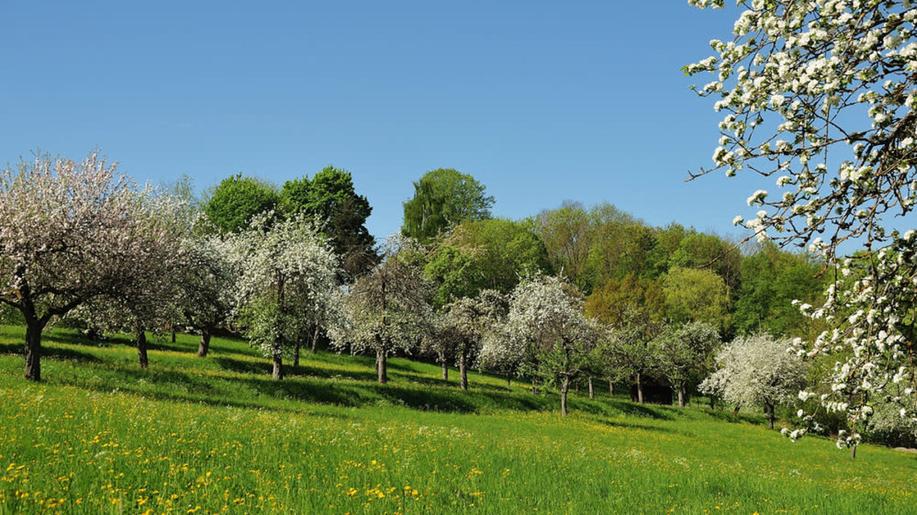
[651,322,721,407]
[279,166,376,279]
[687,0,916,452]
[485,275,598,415]
[330,237,433,383]
[204,174,277,234]
[700,334,807,429]
[0,153,171,380]
[402,169,494,243]
[230,213,339,380]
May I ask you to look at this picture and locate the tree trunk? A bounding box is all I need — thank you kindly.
[310,324,320,353]
[733,404,741,416]
[293,341,301,368]
[441,361,449,381]
[272,344,284,380]
[197,330,211,357]
[588,376,594,399]
[376,348,387,384]
[531,377,538,395]
[765,401,775,429]
[560,376,570,416]
[677,384,686,408]
[171,327,176,343]
[459,350,469,391]
[635,373,644,404]
[24,321,43,381]
[608,379,614,396]
[850,444,857,460]
[136,328,149,369]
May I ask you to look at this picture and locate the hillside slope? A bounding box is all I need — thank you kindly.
[0,326,914,513]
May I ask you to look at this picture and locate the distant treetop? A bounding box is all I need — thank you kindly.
[203,174,277,234]
[402,168,494,243]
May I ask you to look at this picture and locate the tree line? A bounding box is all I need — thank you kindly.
[0,155,911,448]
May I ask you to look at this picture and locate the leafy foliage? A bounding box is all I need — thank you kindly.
[688,0,917,448]
[424,219,551,306]
[402,169,494,243]
[204,174,277,234]
[229,213,339,379]
[279,166,376,278]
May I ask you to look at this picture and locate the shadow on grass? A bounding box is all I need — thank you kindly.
[51,366,350,420]
[238,374,482,413]
[585,415,685,436]
[701,407,766,426]
[0,342,102,363]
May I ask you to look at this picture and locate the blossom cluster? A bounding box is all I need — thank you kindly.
[688,0,916,447]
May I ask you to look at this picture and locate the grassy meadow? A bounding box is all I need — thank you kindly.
[0,326,914,514]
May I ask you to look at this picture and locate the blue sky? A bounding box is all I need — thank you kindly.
[0,1,756,240]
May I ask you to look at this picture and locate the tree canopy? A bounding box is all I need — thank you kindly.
[402,168,494,243]
[424,218,551,306]
[204,174,277,234]
[279,166,376,278]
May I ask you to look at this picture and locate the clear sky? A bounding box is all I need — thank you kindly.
[1,1,758,240]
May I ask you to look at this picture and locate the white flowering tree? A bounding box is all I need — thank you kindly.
[0,153,169,381]
[700,334,808,429]
[605,309,663,404]
[329,236,433,384]
[687,0,916,453]
[651,321,722,407]
[230,213,339,380]
[425,290,507,390]
[176,228,238,357]
[487,275,598,416]
[75,192,190,368]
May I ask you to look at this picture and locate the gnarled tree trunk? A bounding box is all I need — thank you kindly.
[272,344,284,380]
[309,324,320,353]
[376,348,387,384]
[136,327,149,369]
[441,361,449,381]
[459,349,469,391]
[635,372,644,404]
[198,329,211,357]
[24,320,44,381]
[677,384,686,408]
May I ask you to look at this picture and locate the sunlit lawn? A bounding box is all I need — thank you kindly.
[0,325,914,513]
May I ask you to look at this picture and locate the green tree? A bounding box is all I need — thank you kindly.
[669,232,742,294]
[733,242,824,338]
[402,168,494,243]
[424,219,550,306]
[204,174,277,234]
[279,166,376,278]
[532,202,594,290]
[585,274,665,327]
[662,267,730,330]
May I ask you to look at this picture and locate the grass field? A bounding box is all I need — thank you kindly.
[0,326,914,514]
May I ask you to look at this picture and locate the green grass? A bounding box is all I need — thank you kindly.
[0,326,914,514]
